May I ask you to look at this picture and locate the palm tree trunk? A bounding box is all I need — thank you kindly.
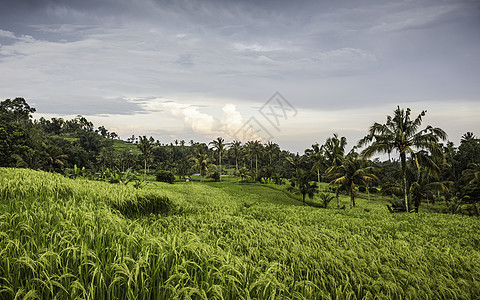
[219,152,222,182]
[236,157,239,184]
[367,184,370,201]
[336,187,340,208]
[317,168,321,193]
[350,192,355,209]
[255,154,258,179]
[401,152,409,212]
[144,159,147,181]
[303,194,306,206]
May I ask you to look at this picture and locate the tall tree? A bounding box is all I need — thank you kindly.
[305,143,326,193]
[137,136,154,180]
[230,140,242,183]
[322,134,347,208]
[293,169,318,206]
[326,151,378,209]
[209,137,227,181]
[358,106,447,212]
[0,98,37,167]
[190,151,215,182]
[246,140,263,179]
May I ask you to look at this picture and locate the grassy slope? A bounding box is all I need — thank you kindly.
[1,168,480,299]
[112,139,142,155]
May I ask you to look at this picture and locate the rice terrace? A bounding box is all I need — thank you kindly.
[1,97,480,299]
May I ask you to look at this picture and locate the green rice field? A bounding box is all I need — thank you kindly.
[1,168,479,299]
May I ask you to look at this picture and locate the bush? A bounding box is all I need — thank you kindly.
[369,187,378,193]
[358,186,366,193]
[156,170,175,184]
[210,171,220,182]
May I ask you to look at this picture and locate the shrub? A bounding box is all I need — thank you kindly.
[209,171,220,182]
[156,170,175,184]
[358,186,366,193]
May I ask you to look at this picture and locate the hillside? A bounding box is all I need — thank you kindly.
[1,168,479,299]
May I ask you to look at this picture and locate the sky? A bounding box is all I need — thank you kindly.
[1,0,479,153]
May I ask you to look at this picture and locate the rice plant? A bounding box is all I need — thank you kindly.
[1,167,480,299]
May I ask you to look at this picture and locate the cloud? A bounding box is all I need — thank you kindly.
[220,104,244,138]
[370,3,459,33]
[311,47,377,65]
[0,29,16,39]
[33,95,144,115]
[163,102,217,135]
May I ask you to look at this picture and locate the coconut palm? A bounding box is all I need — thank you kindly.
[305,143,326,193]
[230,140,242,183]
[358,106,447,212]
[462,163,480,184]
[209,137,228,181]
[189,151,215,182]
[410,165,452,212]
[322,134,347,208]
[265,141,280,165]
[137,135,154,180]
[246,140,263,179]
[326,151,378,209]
[293,169,318,206]
[286,153,305,175]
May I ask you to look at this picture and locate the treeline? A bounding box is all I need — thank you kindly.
[1,98,479,213]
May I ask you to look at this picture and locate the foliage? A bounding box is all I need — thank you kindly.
[2,168,480,299]
[359,106,447,212]
[318,192,335,208]
[111,194,174,217]
[155,170,176,184]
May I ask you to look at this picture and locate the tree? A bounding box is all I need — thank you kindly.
[209,137,227,182]
[318,192,335,208]
[409,165,452,212]
[358,106,447,212]
[230,140,242,183]
[190,151,215,182]
[246,140,263,179]
[305,143,326,193]
[0,98,37,167]
[292,169,318,206]
[326,151,378,209]
[0,97,36,124]
[137,136,154,180]
[322,134,347,208]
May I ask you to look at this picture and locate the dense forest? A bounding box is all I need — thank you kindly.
[1,97,479,214]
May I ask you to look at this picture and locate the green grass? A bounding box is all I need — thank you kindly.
[112,139,142,155]
[1,168,480,299]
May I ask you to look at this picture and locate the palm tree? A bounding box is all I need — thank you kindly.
[230,140,242,183]
[265,141,280,165]
[286,153,305,174]
[305,143,326,193]
[410,165,452,212]
[246,140,263,179]
[326,151,378,209]
[461,132,476,143]
[137,135,154,180]
[293,169,318,206]
[189,151,215,182]
[462,163,480,184]
[358,106,447,212]
[209,137,227,181]
[322,134,347,208]
[318,192,335,209]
